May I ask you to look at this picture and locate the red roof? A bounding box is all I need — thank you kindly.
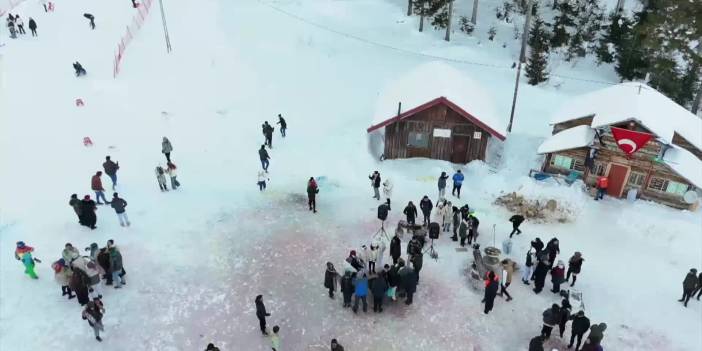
[366,97,506,141]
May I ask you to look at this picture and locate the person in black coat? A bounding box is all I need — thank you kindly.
[340,271,354,308]
[545,238,560,268]
[28,17,37,36]
[73,61,87,76]
[680,268,698,307]
[695,272,702,300]
[568,310,591,350]
[419,196,433,226]
[558,298,572,338]
[390,233,401,265]
[255,295,271,335]
[509,214,525,238]
[529,335,545,351]
[370,276,388,313]
[80,195,97,229]
[399,264,418,305]
[483,271,499,314]
[276,114,287,137]
[533,257,549,294]
[531,237,544,255]
[368,171,381,200]
[403,202,417,225]
[437,171,449,199]
[324,262,338,299]
[259,145,270,172]
[451,206,460,241]
[567,252,584,287]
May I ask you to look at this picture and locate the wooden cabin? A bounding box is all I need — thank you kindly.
[538,83,702,209]
[367,61,507,164]
[367,97,506,163]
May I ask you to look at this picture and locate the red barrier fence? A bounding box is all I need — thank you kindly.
[0,0,28,17]
[113,0,154,78]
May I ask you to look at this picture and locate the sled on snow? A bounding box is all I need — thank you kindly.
[561,288,585,311]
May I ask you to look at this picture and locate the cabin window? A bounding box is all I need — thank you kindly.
[408,132,429,148]
[593,162,606,176]
[572,159,585,172]
[648,177,689,196]
[551,155,574,170]
[627,172,645,187]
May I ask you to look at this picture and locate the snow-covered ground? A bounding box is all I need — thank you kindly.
[1,0,701,350]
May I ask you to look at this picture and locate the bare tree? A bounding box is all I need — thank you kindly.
[471,0,479,25]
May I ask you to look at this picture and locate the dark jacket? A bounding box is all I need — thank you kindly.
[307,183,319,198]
[407,238,422,256]
[390,236,401,259]
[419,198,433,215]
[531,239,544,253]
[103,160,119,176]
[109,248,123,271]
[97,248,111,273]
[543,306,560,326]
[551,266,565,283]
[69,197,82,215]
[386,267,399,287]
[91,175,104,191]
[534,260,549,281]
[411,254,423,272]
[587,323,607,345]
[255,299,268,318]
[28,19,36,30]
[458,221,468,239]
[570,315,591,334]
[438,172,449,189]
[528,336,544,351]
[277,117,287,129]
[484,278,499,302]
[546,239,560,256]
[525,250,534,267]
[331,343,345,351]
[340,274,354,295]
[259,148,269,160]
[509,215,525,226]
[568,256,584,274]
[370,276,388,297]
[452,209,460,227]
[683,272,698,291]
[400,268,418,294]
[369,173,381,188]
[324,266,337,290]
[403,204,417,220]
[111,197,127,213]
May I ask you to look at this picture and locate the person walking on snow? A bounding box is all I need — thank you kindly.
[259,145,270,172]
[83,13,95,29]
[307,177,319,213]
[110,193,130,227]
[550,260,566,293]
[80,195,98,229]
[584,323,607,347]
[458,217,469,247]
[499,259,514,301]
[522,248,537,285]
[437,171,449,200]
[166,162,180,189]
[340,271,354,308]
[330,339,344,351]
[568,310,591,350]
[15,15,25,34]
[509,214,525,238]
[255,295,271,335]
[452,170,464,198]
[324,262,339,299]
[483,271,499,314]
[352,272,369,313]
[91,171,110,205]
[270,325,281,351]
[567,252,584,287]
[15,241,39,279]
[680,268,698,307]
[161,137,173,162]
[451,206,460,241]
[419,195,433,226]
[369,171,381,200]
[370,274,388,313]
[257,171,269,191]
[155,165,168,191]
[382,178,392,200]
[403,201,417,226]
[276,114,287,137]
[400,263,418,305]
[28,17,37,36]
[109,245,125,288]
[52,258,75,299]
[82,300,105,341]
[541,304,561,339]
[73,61,87,76]
[69,194,82,223]
[262,121,274,148]
[102,156,119,189]
[390,232,401,265]
[558,298,572,338]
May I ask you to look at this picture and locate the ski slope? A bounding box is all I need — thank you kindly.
[1,0,701,350]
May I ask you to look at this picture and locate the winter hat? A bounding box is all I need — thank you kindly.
[692,268,698,273]
[557,260,565,267]
[574,251,582,257]
[16,241,25,248]
[350,250,356,256]
[65,243,73,248]
[84,195,91,200]
[577,310,585,316]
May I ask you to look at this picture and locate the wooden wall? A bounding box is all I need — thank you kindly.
[383,102,491,163]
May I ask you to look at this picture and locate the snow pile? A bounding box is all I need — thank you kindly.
[371,61,506,136]
[494,179,590,223]
[663,145,702,189]
[537,124,595,154]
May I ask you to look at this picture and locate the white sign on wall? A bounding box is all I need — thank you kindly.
[473,131,482,139]
[433,128,451,138]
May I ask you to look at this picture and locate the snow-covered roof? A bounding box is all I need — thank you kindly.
[663,145,702,189]
[537,125,595,154]
[550,83,702,151]
[369,61,507,139]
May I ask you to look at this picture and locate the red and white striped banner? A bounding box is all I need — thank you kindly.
[113,0,154,78]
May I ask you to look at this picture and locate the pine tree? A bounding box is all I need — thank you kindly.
[550,0,576,48]
[566,0,604,60]
[596,13,633,64]
[526,17,550,85]
[676,62,700,106]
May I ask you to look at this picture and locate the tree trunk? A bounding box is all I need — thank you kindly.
[519,0,534,63]
[471,0,479,25]
[615,0,626,13]
[445,0,453,41]
[692,82,702,115]
[407,0,413,16]
[552,0,558,10]
[420,9,425,32]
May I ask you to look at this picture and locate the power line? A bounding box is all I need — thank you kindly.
[258,1,616,86]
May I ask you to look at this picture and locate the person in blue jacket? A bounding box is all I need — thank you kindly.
[452,170,465,198]
[352,273,369,313]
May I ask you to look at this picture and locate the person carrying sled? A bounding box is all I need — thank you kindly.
[155,165,168,191]
[15,241,39,279]
[307,177,319,213]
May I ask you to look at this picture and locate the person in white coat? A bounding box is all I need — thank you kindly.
[257,171,269,191]
[382,178,393,199]
[522,248,537,285]
[368,244,379,274]
[436,200,452,232]
[359,245,371,273]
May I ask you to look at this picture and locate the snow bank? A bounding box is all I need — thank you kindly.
[537,125,595,154]
[550,82,702,149]
[663,145,702,189]
[371,61,506,136]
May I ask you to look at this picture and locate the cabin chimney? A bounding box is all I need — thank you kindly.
[397,102,402,116]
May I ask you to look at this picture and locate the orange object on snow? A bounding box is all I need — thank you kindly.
[597,176,609,189]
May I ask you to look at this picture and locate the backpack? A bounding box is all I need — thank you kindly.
[157,166,164,175]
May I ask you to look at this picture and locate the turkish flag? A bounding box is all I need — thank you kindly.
[610,127,653,155]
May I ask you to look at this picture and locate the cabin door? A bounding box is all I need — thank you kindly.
[451,136,469,164]
[607,163,630,198]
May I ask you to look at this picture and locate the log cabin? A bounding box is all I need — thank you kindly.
[538,83,702,210]
[367,62,507,164]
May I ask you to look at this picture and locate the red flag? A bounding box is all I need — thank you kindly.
[610,127,653,155]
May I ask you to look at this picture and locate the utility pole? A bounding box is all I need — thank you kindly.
[508,0,535,133]
[158,0,172,53]
[419,0,426,32]
[470,0,479,25]
[615,0,626,13]
[445,0,453,42]
[407,0,413,16]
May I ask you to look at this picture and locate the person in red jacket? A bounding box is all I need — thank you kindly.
[550,260,566,293]
[91,171,109,205]
[595,176,608,200]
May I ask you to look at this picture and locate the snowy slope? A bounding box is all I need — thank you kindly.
[1,1,701,351]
